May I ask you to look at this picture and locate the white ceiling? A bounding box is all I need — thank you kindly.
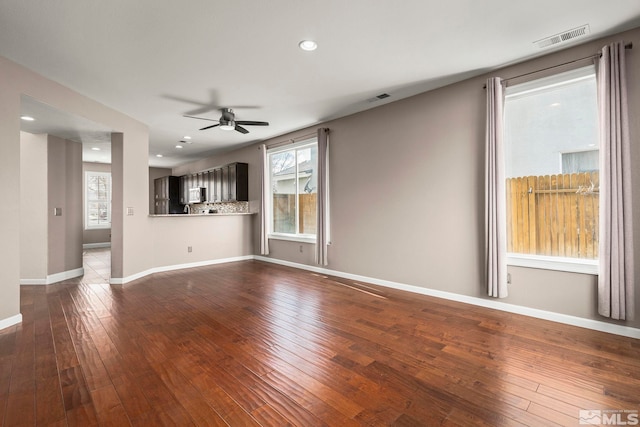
[2,0,640,168]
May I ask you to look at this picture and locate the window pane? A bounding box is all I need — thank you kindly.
[97,202,110,224]
[271,150,297,234]
[87,176,99,200]
[273,193,296,233]
[504,66,599,259]
[505,69,598,177]
[268,141,318,238]
[86,172,111,229]
[297,145,317,235]
[87,202,100,226]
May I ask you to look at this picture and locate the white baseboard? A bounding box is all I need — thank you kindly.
[20,278,47,285]
[20,267,85,285]
[109,255,254,285]
[0,313,22,331]
[83,242,111,249]
[101,253,640,339]
[254,256,640,340]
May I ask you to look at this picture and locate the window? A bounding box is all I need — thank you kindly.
[561,149,598,174]
[85,171,111,229]
[267,138,317,241]
[503,66,599,272]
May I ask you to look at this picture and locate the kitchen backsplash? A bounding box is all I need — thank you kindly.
[190,201,249,214]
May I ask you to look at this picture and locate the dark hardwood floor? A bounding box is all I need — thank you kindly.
[1,250,639,426]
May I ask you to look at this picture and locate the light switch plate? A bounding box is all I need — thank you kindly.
[53,207,62,216]
[126,207,134,216]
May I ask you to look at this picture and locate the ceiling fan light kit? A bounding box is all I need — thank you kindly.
[219,121,235,131]
[185,107,269,134]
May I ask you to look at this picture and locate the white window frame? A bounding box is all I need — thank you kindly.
[504,65,599,274]
[266,138,318,243]
[84,171,112,230]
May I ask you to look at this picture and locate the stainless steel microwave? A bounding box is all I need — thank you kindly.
[188,187,206,203]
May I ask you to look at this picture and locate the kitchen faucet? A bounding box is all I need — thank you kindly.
[184,204,191,214]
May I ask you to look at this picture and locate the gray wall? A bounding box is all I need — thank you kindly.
[20,132,48,280]
[176,27,640,330]
[151,215,253,268]
[47,135,83,276]
[0,54,151,327]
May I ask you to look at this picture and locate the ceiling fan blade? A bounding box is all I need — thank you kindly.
[184,114,219,122]
[236,120,269,126]
[235,125,249,134]
[200,124,221,131]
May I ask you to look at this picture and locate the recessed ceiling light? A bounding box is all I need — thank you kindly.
[183,136,191,140]
[175,145,183,149]
[156,154,163,158]
[20,115,35,121]
[299,40,318,51]
[551,102,561,107]
[91,147,101,151]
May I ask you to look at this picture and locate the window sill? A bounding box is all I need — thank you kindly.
[85,225,111,231]
[507,253,598,275]
[268,233,316,244]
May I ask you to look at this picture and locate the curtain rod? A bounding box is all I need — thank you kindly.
[261,129,326,150]
[483,42,633,89]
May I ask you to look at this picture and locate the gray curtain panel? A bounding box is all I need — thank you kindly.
[485,77,508,298]
[315,128,329,266]
[597,41,635,320]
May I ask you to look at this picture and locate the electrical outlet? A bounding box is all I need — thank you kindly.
[299,245,303,253]
[188,246,192,253]
[507,273,512,284]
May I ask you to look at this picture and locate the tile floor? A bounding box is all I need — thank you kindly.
[82,247,111,283]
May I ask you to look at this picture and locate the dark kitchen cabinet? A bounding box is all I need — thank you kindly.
[222,162,248,202]
[197,172,208,201]
[178,162,248,205]
[154,176,182,214]
[212,168,223,202]
[179,175,189,204]
[221,166,230,201]
[206,170,217,202]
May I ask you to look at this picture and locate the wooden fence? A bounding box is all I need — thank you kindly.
[272,193,317,235]
[506,171,599,259]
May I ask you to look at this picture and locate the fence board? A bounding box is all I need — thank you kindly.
[557,174,566,257]
[273,193,317,235]
[548,175,559,256]
[507,172,598,260]
[527,175,537,254]
[568,173,579,257]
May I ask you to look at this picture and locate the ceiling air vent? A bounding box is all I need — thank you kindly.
[534,24,590,49]
[367,93,391,103]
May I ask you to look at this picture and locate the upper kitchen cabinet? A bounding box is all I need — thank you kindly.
[222,162,248,202]
[207,169,221,202]
[179,162,248,204]
[179,175,189,204]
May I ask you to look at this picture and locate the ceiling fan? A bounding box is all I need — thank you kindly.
[184,108,269,134]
